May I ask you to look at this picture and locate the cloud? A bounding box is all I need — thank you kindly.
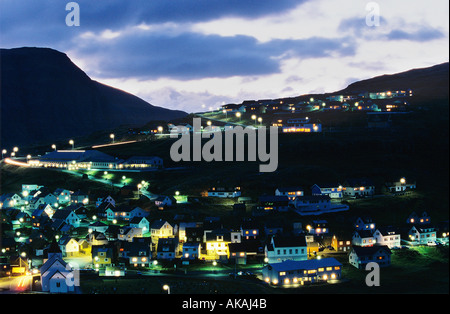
[385,27,445,41]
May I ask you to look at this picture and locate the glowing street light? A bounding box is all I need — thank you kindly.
[157,126,163,134]
[163,284,170,294]
[400,177,406,184]
[223,109,227,118]
[257,117,263,126]
[1,149,6,159]
[69,140,74,149]
[51,144,56,151]
[236,112,241,121]
[110,133,115,143]
[13,147,19,153]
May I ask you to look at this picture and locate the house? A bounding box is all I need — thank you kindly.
[9,255,29,276]
[352,230,376,247]
[106,206,148,222]
[185,226,205,243]
[331,233,352,252]
[51,209,81,228]
[117,226,143,242]
[373,227,401,249]
[181,242,202,261]
[204,229,233,261]
[96,195,115,207]
[264,222,284,237]
[151,219,174,241]
[178,222,202,242]
[122,156,163,169]
[311,183,343,199]
[154,195,176,209]
[88,221,109,234]
[70,190,89,205]
[407,225,437,246]
[207,187,241,198]
[228,241,262,265]
[307,241,320,256]
[281,117,322,133]
[406,211,431,225]
[294,195,348,214]
[384,178,416,195]
[130,216,150,234]
[128,238,152,267]
[87,231,109,246]
[349,245,392,269]
[306,220,329,236]
[241,220,260,240]
[275,187,304,200]
[54,188,72,205]
[262,258,342,286]
[0,193,23,209]
[92,245,114,269]
[58,236,81,257]
[40,241,76,293]
[354,217,376,231]
[257,195,290,212]
[342,178,375,198]
[156,237,180,260]
[265,235,307,264]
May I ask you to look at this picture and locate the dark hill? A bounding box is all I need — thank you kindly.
[336,62,449,101]
[0,47,187,148]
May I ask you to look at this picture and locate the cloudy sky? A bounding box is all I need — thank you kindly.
[1,0,448,113]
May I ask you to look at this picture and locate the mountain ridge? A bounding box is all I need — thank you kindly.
[0,47,187,148]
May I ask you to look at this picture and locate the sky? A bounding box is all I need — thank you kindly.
[0,0,448,113]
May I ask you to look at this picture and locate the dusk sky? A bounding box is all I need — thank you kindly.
[1,0,448,113]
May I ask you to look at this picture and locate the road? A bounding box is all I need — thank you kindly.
[0,275,34,293]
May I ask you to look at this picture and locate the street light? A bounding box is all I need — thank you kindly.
[110,133,115,144]
[1,149,6,159]
[163,284,170,294]
[257,117,262,126]
[69,140,74,150]
[236,112,241,122]
[157,126,163,134]
[52,144,56,151]
[251,115,257,126]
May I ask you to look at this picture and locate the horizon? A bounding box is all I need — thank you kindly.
[0,0,449,113]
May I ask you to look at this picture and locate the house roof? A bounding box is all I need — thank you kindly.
[51,209,74,220]
[344,178,375,187]
[151,219,171,229]
[351,245,391,257]
[272,235,306,248]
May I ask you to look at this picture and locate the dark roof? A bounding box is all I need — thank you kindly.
[351,245,391,257]
[258,195,290,203]
[51,209,74,220]
[276,187,304,192]
[272,235,306,248]
[151,219,171,229]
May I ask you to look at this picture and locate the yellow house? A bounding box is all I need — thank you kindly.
[204,229,232,261]
[92,246,113,268]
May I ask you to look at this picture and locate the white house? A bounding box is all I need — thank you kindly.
[349,245,392,269]
[106,206,148,221]
[117,226,143,242]
[294,195,349,214]
[311,183,343,199]
[40,241,76,293]
[352,230,376,247]
[407,225,437,246]
[265,235,307,264]
[275,187,304,201]
[343,178,375,198]
[373,227,401,249]
[154,195,176,208]
[0,193,23,209]
[130,216,150,234]
[151,219,174,240]
[385,178,416,194]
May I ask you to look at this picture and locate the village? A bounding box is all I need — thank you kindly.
[0,169,448,293]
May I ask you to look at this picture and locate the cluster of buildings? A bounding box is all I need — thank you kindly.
[221,89,412,116]
[27,150,163,171]
[0,172,447,292]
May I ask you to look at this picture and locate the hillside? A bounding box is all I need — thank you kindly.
[335,62,449,102]
[0,47,187,148]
